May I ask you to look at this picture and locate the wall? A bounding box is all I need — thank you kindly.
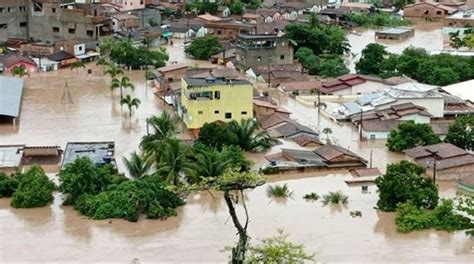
[403,4,451,20]
[332,81,389,96]
[181,80,253,129]
[363,130,389,140]
[109,0,145,11]
[236,38,294,69]
[396,98,445,118]
[0,0,29,42]
[399,113,431,124]
[6,62,37,75]
[160,67,188,83]
[425,164,474,181]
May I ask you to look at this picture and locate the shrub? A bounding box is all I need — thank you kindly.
[74,175,184,222]
[432,199,473,232]
[350,210,362,217]
[267,184,293,198]
[303,192,320,201]
[11,166,55,208]
[185,36,223,60]
[386,121,441,152]
[0,172,18,198]
[261,166,279,175]
[395,201,433,232]
[322,191,348,205]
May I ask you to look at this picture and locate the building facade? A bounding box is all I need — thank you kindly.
[235,34,294,70]
[0,0,29,42]
[180,77,253,129]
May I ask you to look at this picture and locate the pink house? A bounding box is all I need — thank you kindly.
[0,54,37,75]
[109,0,145,11]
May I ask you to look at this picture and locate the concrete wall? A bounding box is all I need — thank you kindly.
[425,164,474,181]
[399,113,430,124]
[396,98,445,118]
[236,38,294,69]
[109,0,145,11]
[404,3,451,20]
[0,0,29,42]
[332,81,389,96]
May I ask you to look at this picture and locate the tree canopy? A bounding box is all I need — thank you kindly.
[386,121,441,152]
[0,172,18,198]
[375,161,438,212]
[295,48,349,77]
[11,166,56,208]
[109,38,168,68]
[445,116,474,151]
[185,36,223,60]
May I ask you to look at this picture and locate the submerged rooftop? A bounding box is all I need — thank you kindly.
[61,142,115,168]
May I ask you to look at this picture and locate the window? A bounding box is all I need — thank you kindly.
[33,1,43,12]
[217,30,222,35]
[257,56,261,61]
[140,0,144,4]
[7,7,13,13]
[241,111,247,115]
[280,55,285,60]
[225,112,232,119]
[19,22,27,27]
[52,8,56,13]
[87,30,94,37]
[198,111,203,115]
[78,46,83,51]
[436,11,441,15]
[0,24,7,29]
[19,6,26,12]
[168,77,174,82]
[69,28,76,34]
[370,134,376,140]
[0,8,3,13]
[53,27,60,33]
[214,91,220,99]
[214,110,220,114]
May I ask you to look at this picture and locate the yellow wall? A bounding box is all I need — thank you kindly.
[181,79,253,129]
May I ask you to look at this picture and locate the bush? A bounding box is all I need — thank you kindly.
[11,166,55,208]
[386,121,441,152]
[375,161,438,211]
[432,199,473,232]
[261,166,280,175]
[109,39,168,68]
[346,12,412,28]
[322,191,348,205]
[303,192,320,201]
[74,175,184,222]
[0,172,18,198]
[267,184,293,198]
[59,157,123,204]
[185,36,223,60]
[395,201,434,232]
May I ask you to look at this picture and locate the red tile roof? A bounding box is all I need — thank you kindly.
[320,74,383,94]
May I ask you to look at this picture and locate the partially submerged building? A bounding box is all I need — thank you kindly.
[375,27,414,40]
[404,143,474,181]
[0,76,24,123]
[236,34,294,70]
[61,142,116,169]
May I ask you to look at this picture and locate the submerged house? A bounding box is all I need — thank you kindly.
[61,142,116,169]
[263,144,367,174]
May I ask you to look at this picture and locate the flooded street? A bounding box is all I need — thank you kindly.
[1,31,473,263]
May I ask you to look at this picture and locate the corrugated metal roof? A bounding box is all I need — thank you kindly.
[0,76,24,118]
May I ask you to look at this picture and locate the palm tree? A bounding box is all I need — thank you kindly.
[111,75,134,99]
[140,112,178,157]
[104,64,124,79]
[70,61,86,73]
[228,119,277,152]
[11,64,27,78]
[120,94,141,117]
[154,139,195,186]
[96,58,110,73]
[322,127,332,143]
[192,147,231,181]
[122,151,151,178]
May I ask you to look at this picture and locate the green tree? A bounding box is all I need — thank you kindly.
[185,36,223,60]
[386,121,441,152]
[322,127,332,143]
[393,0,415,11]
[230,1,244,15]
[192,1,219,14]
[140,112,179,157]
[197,122,239,150]
[99,36,114,56]
[228,119,277,152]
[104,64,124,79]
[247,229,314,263]
[111,75,134,100]
[375,161,438,211]
[356,43,388,76]
[154,139,195,186]
[59,157,120,204]
[445,116,474,151]
[11,64,27,78]
[319,56,349,77]
[11,166,56,208]
[109,38,168,68]
[120,94,141,117]
[122,151,151,178]
[0,172,18,198]
[69,61,85,73]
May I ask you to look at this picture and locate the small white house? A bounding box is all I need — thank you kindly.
[32,57,59,72]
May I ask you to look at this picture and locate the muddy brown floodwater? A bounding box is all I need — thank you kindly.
[1,39,473,263]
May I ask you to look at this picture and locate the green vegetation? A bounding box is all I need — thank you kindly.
[449,28,474,50]
[322,191,349,205]
[75,175,184,222]
[295,48,349,77]
[356,46,474,85]
[120,94,141,117]
[69,61,85,73]
[386,121,441,152]
[445,116,474,151]
[393,0,415,11]
[396,199,473,233]
[185,36,223,60]
[11,166,56,208]
[303,192,320,201]
[0,172,18,198]
[11,64,27,78]
[192,1,219,15]
[197,119,277,152]
[350,210,362,217]
[111,75,135,100]
[247,229,314,263]
[266,184,293,198]
[154,139,195,186]
[375,161,438,211]
[109,38,168,68]
[346,12,412,28]
[122,152,151,178]
[229,1,244,15]
[322,127,333,143]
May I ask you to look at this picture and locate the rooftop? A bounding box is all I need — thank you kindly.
[404,143,468,160]
[0,76,24,118]
[0,145,24,169]
[157,63,188,73]
[442,79,474,103]
[184,77,251,87]
[237,34,284,40]
[61,142,115,168]
[376,27,413,35]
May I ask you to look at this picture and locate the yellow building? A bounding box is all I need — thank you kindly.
[181,77,253,129]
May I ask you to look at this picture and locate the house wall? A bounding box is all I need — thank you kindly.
[109,0,145,11]
[403,4,451,20]
[5,61,37,75]
[444,17,474,28]
[332,81,389,96]
[425,164,474,181]
[159,67,188,83]
[236,38,294,70]
[362,130,389,140]
[396,98,445,118]
[0,0,29,42]
[181,80,253,129]
[399,113,431,124]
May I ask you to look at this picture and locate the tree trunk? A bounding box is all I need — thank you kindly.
[223,190,248,264]
[120,86,123,99]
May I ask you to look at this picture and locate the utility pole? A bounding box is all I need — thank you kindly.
[369,150,373,168]
[359,110,363,141]
[432,151,438,183]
